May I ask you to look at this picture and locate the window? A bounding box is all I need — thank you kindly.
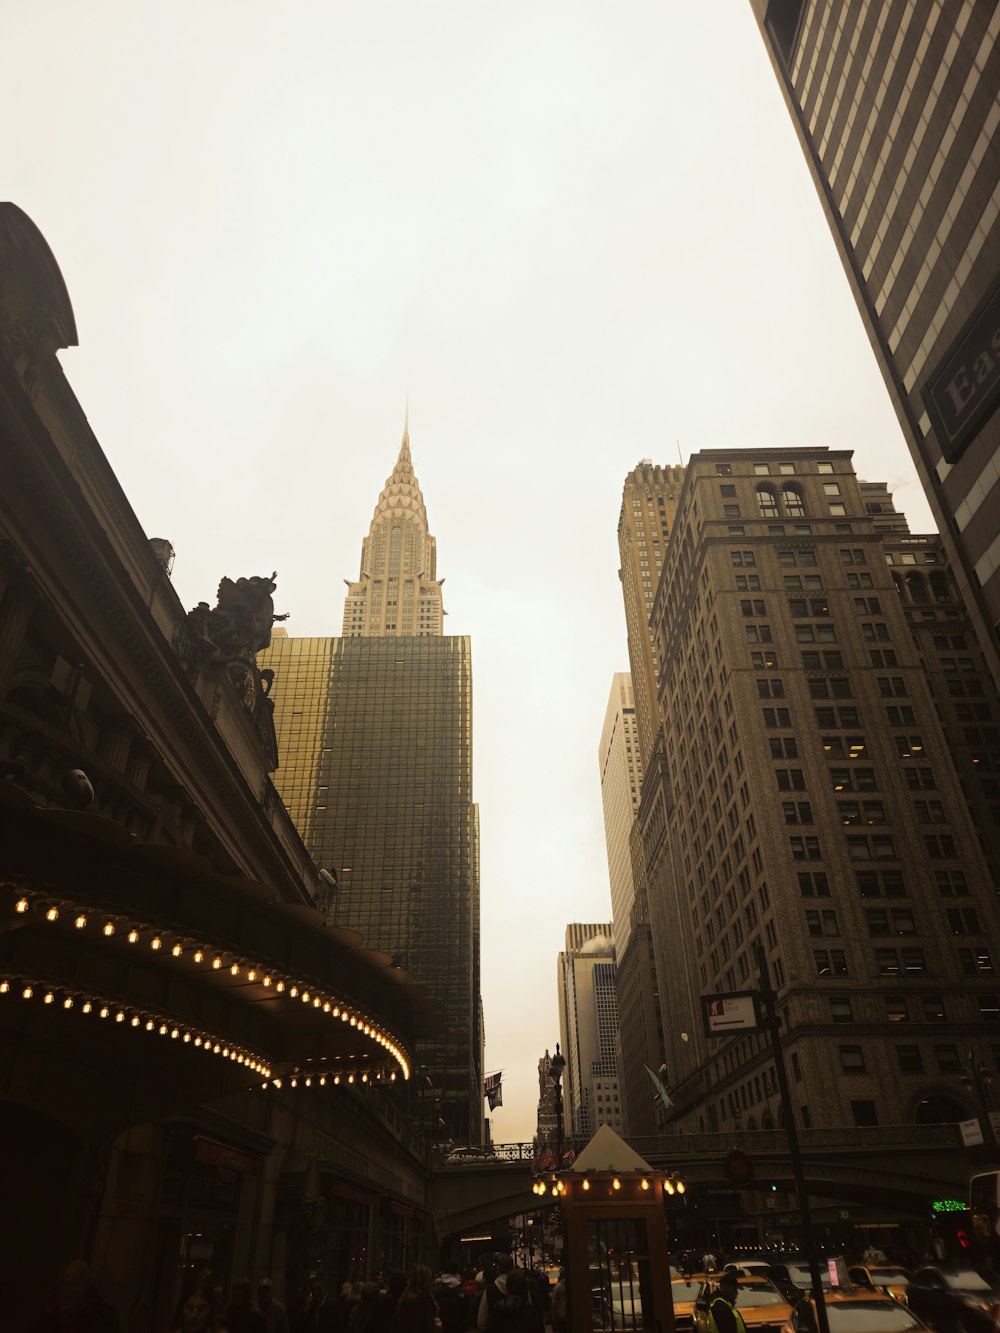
[885,996,909,1023]
[720,484,736,497]
[904,767,936,791]
[768,737,798,758]
[756,486,779,518]
[805,909,838,936]
[979,997,1000,1021]
[830,997,853,1023]
[896,1045,923,1073]
[847,835,896,860]
[934,1044,961,1073]
[751,651,779,669]
[840,1046,865,1073]
[716,463,733,476]
[855,870,907,897]
[875,948,926,975]
[934,870,968,896]
[945,908,982,934]
[742,599,767,616]
[763,708,792,727]
[724,505,741,518]
[959,948,994,975]
[757,678,785,698]
[914,800,947,824]
[840,549,867,565]
[797,871,830,897]
[735,574,762,591]
[730,550,756,566]
[809,678,852,698]
[895,735,925,758]
[823,483,841,496]
[924,834,957,859]
[790,836,821,860]
[830,767,877,792]
[922,995,946,1022]
[886,706,917,726]
[878,677,907,698]
[783,486,806,517]
[783,801,813,824]
[815,949,848,976]
[855,597,883,614]
[818,462,834,474]
[851,1100,878,1126]
[776,768,805,790]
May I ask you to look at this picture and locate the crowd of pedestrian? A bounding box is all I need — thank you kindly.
[26,1258,564,1333]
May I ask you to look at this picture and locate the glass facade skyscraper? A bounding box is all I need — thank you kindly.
[260,425,482,1143]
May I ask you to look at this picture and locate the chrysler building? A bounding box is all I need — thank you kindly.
[342,416,445,637]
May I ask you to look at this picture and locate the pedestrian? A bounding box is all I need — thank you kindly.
[476,1257,513,1330]
[29,1260,121,1333]
[708,1274,746,1333]
[485,1270,543,1333]
[226,1280,266,1333]
[171,1280,227,1333]
[348,1284,380,1331]
[368,1272,406,1333]
[549,1272,567,1333]
[390,1266,436,1333]
[258,1282,290,1333]
[433,1263,468,1333]
[299,1283,346,1333]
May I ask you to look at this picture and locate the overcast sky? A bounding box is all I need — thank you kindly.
[7,1,935,1142]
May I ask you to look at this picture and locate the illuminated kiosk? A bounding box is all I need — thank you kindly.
[535,1124,676,1332]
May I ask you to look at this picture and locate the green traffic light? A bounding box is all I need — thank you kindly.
[770,1185,777,1192]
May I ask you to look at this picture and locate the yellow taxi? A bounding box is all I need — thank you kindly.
[673,1276,712,1329]
[695,1276,793,1333]
[847,1267,911,1304]
[780,1287,932,1333]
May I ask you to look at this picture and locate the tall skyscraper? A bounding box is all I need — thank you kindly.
[342,420,446,638]
[643,447,1000,1134]
[599,674,643,956]
[261,423,483,1143]
[557,924,623,1139]
[752,1,1000,683]
[613,464,683,1134]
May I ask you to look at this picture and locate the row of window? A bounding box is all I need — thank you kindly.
[806,906,981,937]
[814,946,993,977]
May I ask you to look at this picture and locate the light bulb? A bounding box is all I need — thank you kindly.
[212,956,222,970]
[22,986,32,999]
[677,1181,685,1194]
[131,1016,140,1027]
[45,907,59,922]
[612,1178,621,1191]
[582,1179,590,1192]
[247,969,256,982]
[262,975,272,987]
[150,937,162,951]
[63,996,74,1009]
[74,915,86,930]
[145,1020,155,1031]
[193,950,204,964]
[334,1075,340,1085]
[158,1024,167,1035]
[82,1001,93,1014]
[99,1007,110,1019]
[15,898,28,913]
[275,981,285,993]
[170,1028,179,1039]
[641,1179,650,1191]
[43,991,54,1004]
[665,1181,674,1195]
[289,986,299,998]
[127,930,139,944]
[103,921,115,936]
[0,981,9,994]
[171,944,183,958]
[115,1011,125,1023]
[230,963,239,976]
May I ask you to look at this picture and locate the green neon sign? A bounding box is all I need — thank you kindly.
[931,1199,967,1213]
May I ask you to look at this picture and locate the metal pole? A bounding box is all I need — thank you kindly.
[754,944,830,1333]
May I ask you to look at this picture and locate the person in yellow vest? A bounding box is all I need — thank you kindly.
[709,1273,747,1333]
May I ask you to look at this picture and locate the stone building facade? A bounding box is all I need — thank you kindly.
[645,447,1000,1134]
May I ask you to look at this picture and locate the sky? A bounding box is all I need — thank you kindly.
[6,1,936,1142]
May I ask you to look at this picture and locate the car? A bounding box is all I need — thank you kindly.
[730,1262,781,1281]
[695,1277,793,1333]
[768,1263,832,1303]
[848,1267,912,1304]
[783,1289,933,1333]
[672,1277,711,1329]
[904,1265,1000,1333]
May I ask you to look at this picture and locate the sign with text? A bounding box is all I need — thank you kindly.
[960,1118,985,1147]
[922,276,1000,463]
[702,991,761,1036]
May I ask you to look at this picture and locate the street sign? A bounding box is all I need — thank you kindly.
[702,991,761,1036]
[960,1118,985,1147]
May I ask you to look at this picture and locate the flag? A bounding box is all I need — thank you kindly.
[484,1071,503,1111]
[645,1063,675,1117]
[533,1146,555,1173]
[561,1146,577,1167]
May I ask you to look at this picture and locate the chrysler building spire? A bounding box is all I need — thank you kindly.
[342,417,446,637]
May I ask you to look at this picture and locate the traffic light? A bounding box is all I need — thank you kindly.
[770,1184,778,1193]
[723,1150,753,1185]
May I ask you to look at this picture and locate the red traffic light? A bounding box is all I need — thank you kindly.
[723,1150,753,1184]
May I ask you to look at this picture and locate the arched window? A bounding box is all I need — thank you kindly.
[782,485,806,517]
[930,571,950,603]
[756,486,779,518]
[906,572,928,603]
[915,1093,971,1125]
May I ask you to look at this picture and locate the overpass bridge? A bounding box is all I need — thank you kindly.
[429,1124,978,1239]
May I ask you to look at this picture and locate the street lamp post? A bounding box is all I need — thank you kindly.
[549,1044,566,1169]
[961,1051,996,1147]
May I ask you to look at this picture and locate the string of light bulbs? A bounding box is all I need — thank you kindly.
[0,969,271,1077]
[261,1064,399,1091]
[5,886,411,1080]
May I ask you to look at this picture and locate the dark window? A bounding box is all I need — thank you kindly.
[851,1100,879,1127]
[934,1044,961,1073]
[830,998,853,1023]
[896,1045,923,1073]
[840,1046,865,1073]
